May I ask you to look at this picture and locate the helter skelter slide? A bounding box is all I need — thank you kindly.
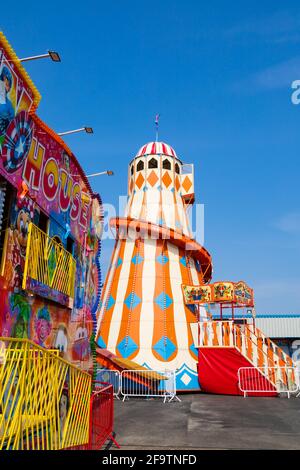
[96,141,297,395]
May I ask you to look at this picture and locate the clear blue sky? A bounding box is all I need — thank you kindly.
[2,0,300,313]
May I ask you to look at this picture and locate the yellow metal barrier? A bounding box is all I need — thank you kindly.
[22,223,76,299]
[0,337,91,450]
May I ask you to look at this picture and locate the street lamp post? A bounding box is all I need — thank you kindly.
[19,50,61,63]
[86,171,114,178]
[58,127,93,137]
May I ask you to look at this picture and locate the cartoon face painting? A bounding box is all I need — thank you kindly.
[54,325,68,354]
[34,306,51,347]
[14,208,31,258]
[72,325,90,361]
[0,65,14,138]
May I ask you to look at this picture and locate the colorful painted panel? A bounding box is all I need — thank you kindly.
[182,281,254,306]
[214,282,234,302]
[234,281,254,306]
[0,34,93,245]
[182,284,211,304]
[0,34,103,374]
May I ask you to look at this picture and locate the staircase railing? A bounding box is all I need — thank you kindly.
[197,321,297,390]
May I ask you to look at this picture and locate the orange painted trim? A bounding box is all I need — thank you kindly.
[110,217,213,283]
[97,240,126,346]
[151,240,178,363]
[177,247,200,360]
[116,238,144,360]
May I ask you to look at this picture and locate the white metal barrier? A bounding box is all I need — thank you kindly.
[238,366,299,398]
[96,369,121,397]
[120,370,181,402]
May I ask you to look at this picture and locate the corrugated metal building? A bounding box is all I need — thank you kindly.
[255,315,300,338]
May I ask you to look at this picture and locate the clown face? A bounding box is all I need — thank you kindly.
[35,317,51,346]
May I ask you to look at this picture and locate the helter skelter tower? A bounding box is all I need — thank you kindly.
[96,141,212,390]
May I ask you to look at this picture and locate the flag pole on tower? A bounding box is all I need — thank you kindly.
[155,114,160,142]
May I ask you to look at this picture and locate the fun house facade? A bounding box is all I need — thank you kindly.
[0,33,102,373]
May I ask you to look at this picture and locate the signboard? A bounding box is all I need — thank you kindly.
[0,33,92,243]
[182,281,254,306]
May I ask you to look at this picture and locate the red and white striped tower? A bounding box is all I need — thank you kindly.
[96,142,212,390]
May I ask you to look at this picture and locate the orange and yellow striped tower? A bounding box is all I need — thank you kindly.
[96,142,212,390]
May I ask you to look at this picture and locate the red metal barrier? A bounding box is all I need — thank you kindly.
[88,382,120,449]
[68,382,120,450]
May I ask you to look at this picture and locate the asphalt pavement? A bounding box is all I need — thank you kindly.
[112,393,300,450]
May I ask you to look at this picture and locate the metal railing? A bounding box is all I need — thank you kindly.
[96,369,121,397]
[67,383,120,450]
[238,366,299,398]
[95,368,181,402]
[197,321,295,369]
[22,223,76,299]
[88,383,120,449]
[0,337,91,450]
[120,370,180,402]
[196,321,298,393]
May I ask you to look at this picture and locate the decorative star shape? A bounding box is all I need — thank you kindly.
[15,137,25,157]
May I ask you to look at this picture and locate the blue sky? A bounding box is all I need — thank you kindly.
[2,0,300,313]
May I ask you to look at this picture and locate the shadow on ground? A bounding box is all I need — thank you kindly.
[112,394,300,450]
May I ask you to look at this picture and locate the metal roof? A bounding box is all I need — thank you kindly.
[254,317,300,338]
[211,313,300,338]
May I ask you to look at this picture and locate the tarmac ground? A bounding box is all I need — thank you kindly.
[112,393,300,450]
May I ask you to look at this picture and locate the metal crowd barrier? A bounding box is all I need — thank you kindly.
[67,383,120,450]
[96,369,121,397]
[96,368,180,402]
[121,370,180,402]
[238,366,299,398]
[87,383,120,449]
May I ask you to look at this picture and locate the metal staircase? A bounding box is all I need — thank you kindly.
[192,321,298,395]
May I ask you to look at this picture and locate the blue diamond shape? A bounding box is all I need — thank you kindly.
[106,295,115,310]
[117,336,138,358]
[190,342,198,357]
[153,337,176,360]
[157,185,162,191]
[180,256,187,267]
[155,292,173,310]
[177,368,200,391]
[116,257,122,268]
[171,188,175,193]
[97,336,107,349]
[124,293,141,310]
[156,254,169,265]
[132,254,144,265]
[143,185,148,191]
[158,218,165,226]
[175,220,182,229]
